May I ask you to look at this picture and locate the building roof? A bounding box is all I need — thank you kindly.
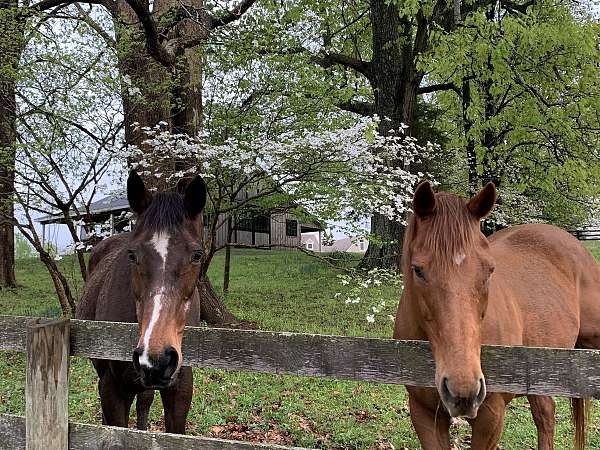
[37,192,324,231]
[322,237,353,252]
[38,193,129,225]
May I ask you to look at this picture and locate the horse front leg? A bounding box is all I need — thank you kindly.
[528,395,555,450]
[407,386,451,450]
[469,393,512,450]
[98,371,135,428]
[136,389,155,430]
[160,366,193,434]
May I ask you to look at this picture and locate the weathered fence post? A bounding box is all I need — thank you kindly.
[26,318,70,450]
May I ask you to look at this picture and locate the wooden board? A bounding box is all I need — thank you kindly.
[26,318,69,450]
[1,316,600,398]
[0,415,312,450]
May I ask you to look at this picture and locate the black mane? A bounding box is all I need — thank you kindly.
[134,192,187,234]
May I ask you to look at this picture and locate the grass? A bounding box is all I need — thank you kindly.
[0,247,599,448]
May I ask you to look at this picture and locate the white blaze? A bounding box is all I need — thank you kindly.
[151,232,170,270]
[139,232,170,369]
[453,253,466,266]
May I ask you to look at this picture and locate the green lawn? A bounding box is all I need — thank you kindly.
[0,247,599,449]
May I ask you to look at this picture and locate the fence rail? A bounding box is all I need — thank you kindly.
[0,315,599,449]
[0,414,309,450]
[570,228,600,240]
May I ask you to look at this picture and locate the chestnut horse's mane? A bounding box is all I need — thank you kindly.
[402,192,475,273]
[134,192,187,235]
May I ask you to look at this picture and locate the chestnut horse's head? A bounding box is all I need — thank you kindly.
[126,171,206,389]
[403,181,497,418]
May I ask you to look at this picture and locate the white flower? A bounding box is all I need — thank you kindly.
[366,314,375,323]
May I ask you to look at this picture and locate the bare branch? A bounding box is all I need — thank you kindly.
[28,0,109,12]
[122,0,176,67]
[500,0,535,14]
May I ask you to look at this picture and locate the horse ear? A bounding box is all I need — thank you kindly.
[127,170,152,215]
[176,177,192,195]
[413,181,436,218]
[183,175,207,219]
[468,182,497,220]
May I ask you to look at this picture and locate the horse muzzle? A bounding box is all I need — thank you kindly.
[439,375,486,419]
[132,346,180,389]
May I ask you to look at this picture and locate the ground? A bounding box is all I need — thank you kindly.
[0,244,599,449]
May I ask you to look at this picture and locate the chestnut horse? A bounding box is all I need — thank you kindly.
[77,171,207,434]
[394,181,600,450]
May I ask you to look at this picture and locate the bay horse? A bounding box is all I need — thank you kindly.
[394,181,600,450]
[77,170,206,434]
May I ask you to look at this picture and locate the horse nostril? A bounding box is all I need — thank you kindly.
[160,347,179,379]
[441,376,452,400]
[132,347,142,372]
[443,377,449,392]
[476,377,486,404]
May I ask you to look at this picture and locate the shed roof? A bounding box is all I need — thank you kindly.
[322,237,353,252]
[37,193,129,225]
[37,192,324,231]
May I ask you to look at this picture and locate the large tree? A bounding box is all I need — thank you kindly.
[0,0,93,288]
[241,0,599,267]
[0,1,25,287]
[81,0,258,324]
[428,0,600,227]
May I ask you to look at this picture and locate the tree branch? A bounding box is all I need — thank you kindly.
[28,0,108,12]
[123,0,176,67]
[338,99,375,116]
[500,0,535,14]
[74,3,116,48]
[312,51,372,80]
[417,82,460,95]
[209,0,256,29]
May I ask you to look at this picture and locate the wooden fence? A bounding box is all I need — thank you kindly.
[0,315,599,449]
[570,228,600,240]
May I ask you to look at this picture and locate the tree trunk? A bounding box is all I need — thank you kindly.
[223,216,233,295]
[360,0,422,271]
[64,217,87,281]
[197,274,236,325]
[38,251,76,315]
[0,2,21,288]
[463,79,478,197]
[112,0,238,325]
[112,1,174,191]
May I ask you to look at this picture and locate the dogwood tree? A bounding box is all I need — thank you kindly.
[125,117,437,271]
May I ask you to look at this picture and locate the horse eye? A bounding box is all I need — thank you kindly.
[127,250,138,264]
[191,250,203,264]
[412,265,426,281]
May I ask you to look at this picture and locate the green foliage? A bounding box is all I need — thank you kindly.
[426,1,600,226]
[203,0,371,142]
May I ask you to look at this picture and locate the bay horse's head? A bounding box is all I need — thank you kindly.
[126,170,206,389]
[403,181,497,418]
